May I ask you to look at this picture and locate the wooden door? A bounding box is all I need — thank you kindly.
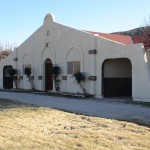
[45,59,53,90]
[3,66,13,89]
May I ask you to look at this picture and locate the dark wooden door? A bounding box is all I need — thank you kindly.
[45,60,53,90]
[3,66,13,89]
[103,78,132,97]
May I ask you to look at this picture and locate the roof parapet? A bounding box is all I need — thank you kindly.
[43,13,55,24]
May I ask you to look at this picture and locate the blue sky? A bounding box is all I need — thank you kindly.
[0,0,150,47]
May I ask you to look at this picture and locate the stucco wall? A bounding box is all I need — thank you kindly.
[103,59,131,78]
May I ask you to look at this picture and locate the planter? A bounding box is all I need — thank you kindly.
[56,87,60,91]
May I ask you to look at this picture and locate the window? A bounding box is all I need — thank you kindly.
[23,64,31,74]
[67,61,80,74]
[47,30,49,36]
[45,42,49,48]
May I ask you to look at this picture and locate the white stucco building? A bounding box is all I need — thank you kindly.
[1,13,150,102]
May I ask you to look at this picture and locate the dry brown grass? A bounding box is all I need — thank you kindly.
[0,99,150,150]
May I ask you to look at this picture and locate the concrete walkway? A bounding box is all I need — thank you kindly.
[0,91,150,126]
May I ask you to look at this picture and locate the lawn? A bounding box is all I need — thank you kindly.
[0,99,150,150]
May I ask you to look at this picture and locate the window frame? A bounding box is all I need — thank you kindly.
[67,61,80,74]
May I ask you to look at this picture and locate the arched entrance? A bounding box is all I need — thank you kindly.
[3,65,13,89]
[102,58,132,97]
[44,59,53,91]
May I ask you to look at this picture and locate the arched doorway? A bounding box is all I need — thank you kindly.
[44,59,53,91]
[3,65,13,89]
[102,58,132,97]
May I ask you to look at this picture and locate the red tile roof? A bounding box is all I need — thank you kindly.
[132,35,150,49]
[86,31,133,45]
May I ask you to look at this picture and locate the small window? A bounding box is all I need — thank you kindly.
[67,61,80,74]
[47,30,49,36]
[45,42,49,48]
[23,64,31,74]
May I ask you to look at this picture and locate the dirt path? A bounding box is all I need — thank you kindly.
[0,91,150,126]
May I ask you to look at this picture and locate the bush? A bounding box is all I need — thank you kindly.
[52,65,61,91]
[72,72,87,96]
[52,66,61,78]
[72,72,86,84]
[24,67,35,90]
[8,68,18,88]
[8,68,17,77]
[24,68,31,77]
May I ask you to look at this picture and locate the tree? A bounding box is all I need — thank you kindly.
[143,15,150,36]
[24,67,35,90]
[72,72,87,97]
[142,15,150,50]
[8,68,18,88]
[52,65,61,91]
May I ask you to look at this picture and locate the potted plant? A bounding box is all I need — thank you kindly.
[8,68,18,89]
[24,67,35,90]
[52,65,61,91]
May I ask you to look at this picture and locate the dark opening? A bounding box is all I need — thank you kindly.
[45,59,53,90]
[102,58,132,97]
[3,65,13,89]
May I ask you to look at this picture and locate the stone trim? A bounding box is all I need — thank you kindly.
[38,76,42,80]
[88,49,97,54]
[88,76,97,81]
[62,76,67,80]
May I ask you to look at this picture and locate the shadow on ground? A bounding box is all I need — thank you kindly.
[0,99,36,110]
